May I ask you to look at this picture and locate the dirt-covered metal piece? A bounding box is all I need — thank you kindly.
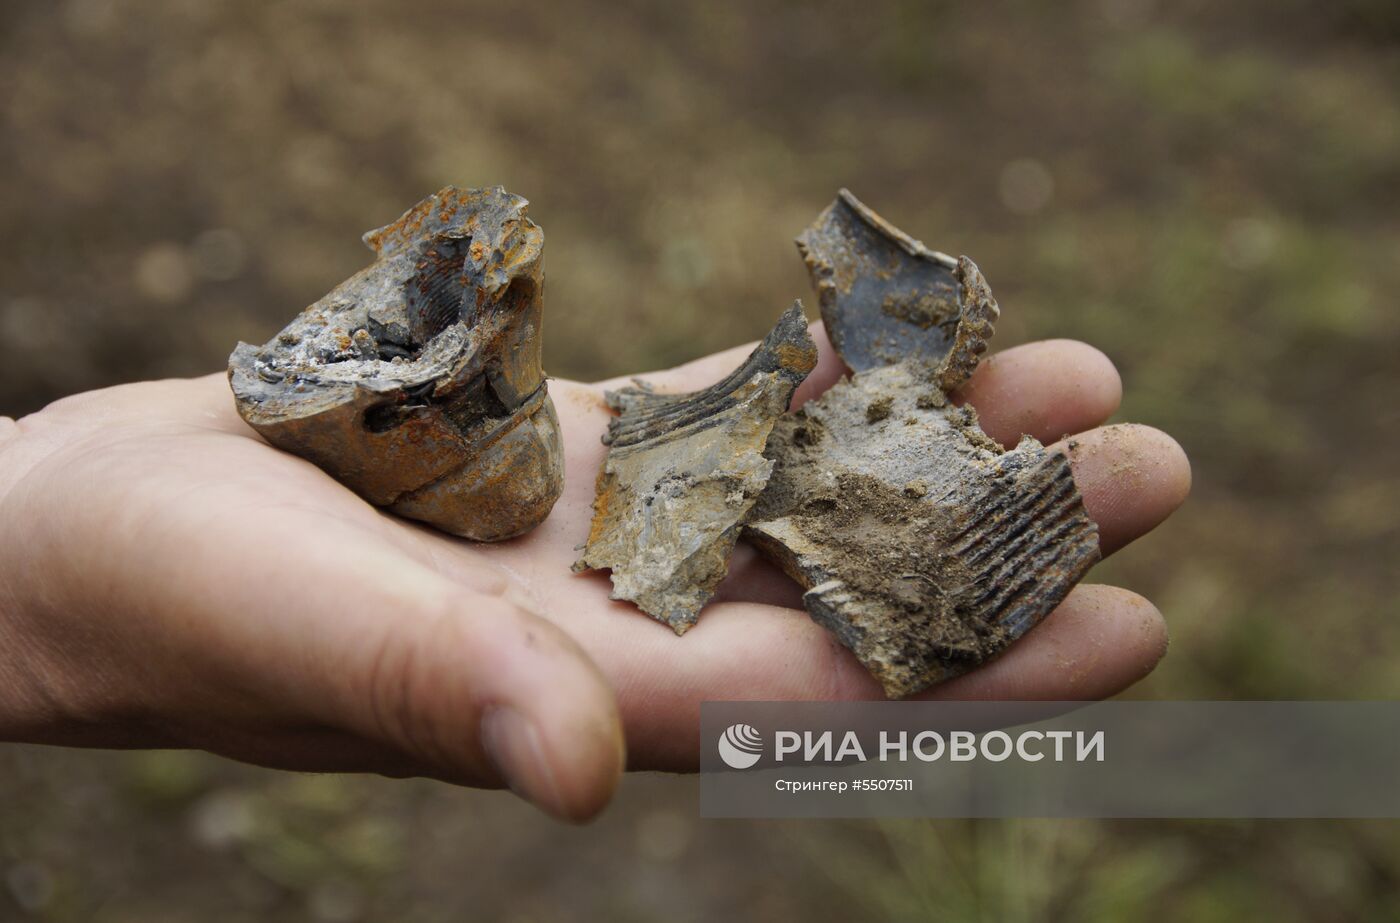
[228,186,563,541]
[575,304,818,633]
[746,191,1100,697]
[574,188,1099,694]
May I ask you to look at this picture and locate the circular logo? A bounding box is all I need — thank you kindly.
[717,723,764,769]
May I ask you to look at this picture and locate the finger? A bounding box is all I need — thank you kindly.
[8,454,625,822]
[954,339,1122,447]
[181,724,430,778]
[233,553,622,822]
[925,585,1167,700]
[605,584,1165,769]
[1055,423,1192,556]
[237,540,623,822]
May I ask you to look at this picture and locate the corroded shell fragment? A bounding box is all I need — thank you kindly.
[747,191,1100,697]
[228,186,563,541]
[575,188,1100,696]
[747,363,1100,697]
[575,305,818,633]
[799,189,997,391]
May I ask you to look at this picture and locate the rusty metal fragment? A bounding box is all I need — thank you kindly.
[746,190,1100,697]
[799,188,998,391]
[228,186,563,541]
[575,188,1098,695]
[575,305,818,633]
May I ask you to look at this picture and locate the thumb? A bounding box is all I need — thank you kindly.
[315,556,627,822]
[6,438,625,822]
[199,533,626,821]
[209,532,627,823]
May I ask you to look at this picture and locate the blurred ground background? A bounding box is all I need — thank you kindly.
[2,0,1399,919]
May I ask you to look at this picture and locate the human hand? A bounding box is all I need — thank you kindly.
[0,324,1188,822]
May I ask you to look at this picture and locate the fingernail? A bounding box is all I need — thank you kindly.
[480,705,567,818]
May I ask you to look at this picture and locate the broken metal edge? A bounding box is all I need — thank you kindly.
[935,256,1000,393]
[601,302,816,449]
[796,189,999,384]
[828,188,957,268]
[746,196,1095,698]
[574,303,818,633]
[747,437,1100,699]
[228,185,563,542]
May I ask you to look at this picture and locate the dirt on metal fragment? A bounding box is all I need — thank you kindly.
[575,188,1099,695]
[748,362,1100,698]
[228,186,563,541]
[745,190,1100,698]
[575,304,818,634]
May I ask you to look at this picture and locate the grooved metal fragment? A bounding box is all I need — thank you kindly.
[747,363,1100,698]
[747,190,1100,697]
[576,188,1100,696]
[228,186,563,541]
[575,305,818,634]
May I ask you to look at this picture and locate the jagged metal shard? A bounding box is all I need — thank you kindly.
[799,189,993,389]
[228,186,563,541]
[574,189,1099,693]
[746,190,1101,698]
[576,305,818,633]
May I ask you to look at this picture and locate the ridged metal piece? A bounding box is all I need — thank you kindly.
[746,191,1100,697]
[576,189,1099,695]
[228,186,563,541]
[747,362,1100,698]
[575,304,818,633]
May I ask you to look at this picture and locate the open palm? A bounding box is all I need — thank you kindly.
[0,323,1188,821]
